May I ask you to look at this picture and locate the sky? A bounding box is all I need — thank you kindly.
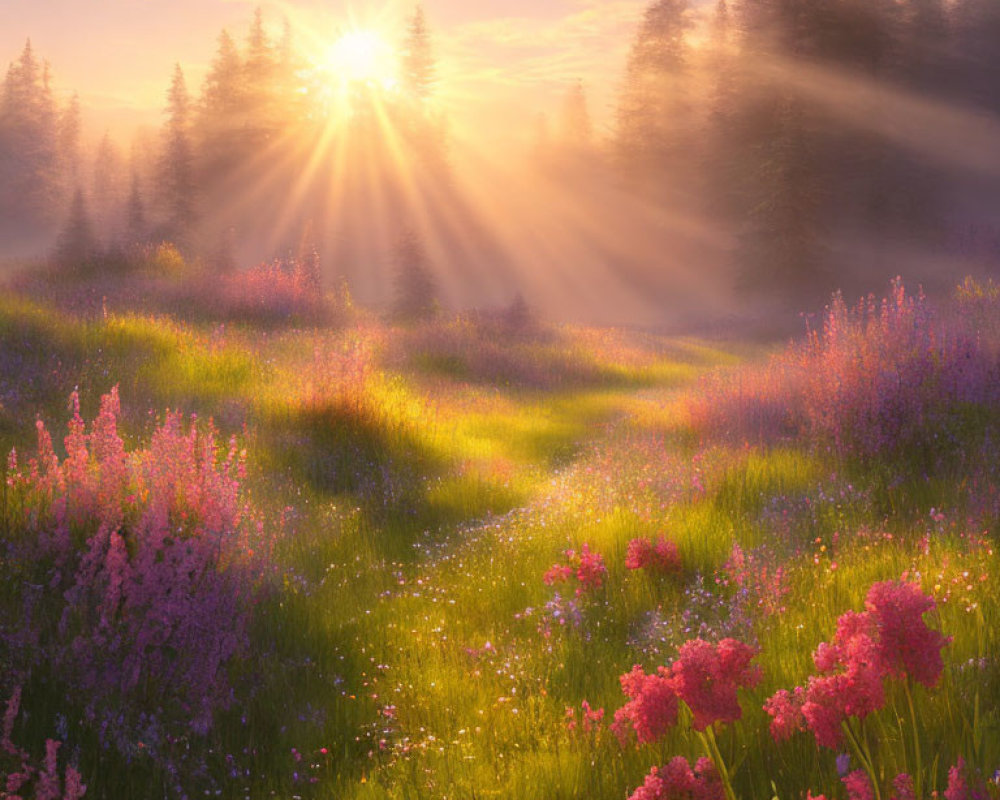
[0,0,655,147]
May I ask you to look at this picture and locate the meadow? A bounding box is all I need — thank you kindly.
[1,262,998,800]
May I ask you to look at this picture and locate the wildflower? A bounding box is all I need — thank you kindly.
[543,564,573,585]
[35,739,62,800]
[543,544,606,596]
[763,688,806,741]
[669,638,761,731]
[612,665,679,745]
[892,773,916,800]
[843,769,875,800]
[575,544,607,593]
[626,537,681,574]
[944,757,970,800]
[865,581,950,687]
[627,757,724,800]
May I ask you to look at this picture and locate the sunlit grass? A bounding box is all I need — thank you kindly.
[1,282,997,799]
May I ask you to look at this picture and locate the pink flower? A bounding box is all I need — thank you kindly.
[543,544,606,595]
[612,665,679,745]
[626,538,653,570]
[891,773,915,800]
[669,638,761,731]
[626,537,681,574]
[800,674,848,749]
[763,687,806,741]
[865,581,950,687]
[944,757,970,800]
[35,739,62,800]
[627,757,724,800]
[543,564,573,585]
[843,769,875,800]
[575,543,607,593]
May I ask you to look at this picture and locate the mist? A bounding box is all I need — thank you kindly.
[1,0,998,326]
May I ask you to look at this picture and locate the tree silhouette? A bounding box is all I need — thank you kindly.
[392,229,439,322]
[615,0,694,195]
[54,187,99,270]
[400,6,436,102]
[159,64,196,248]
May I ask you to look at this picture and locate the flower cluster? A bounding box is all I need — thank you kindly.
[1,688,86,800]
[764,581,950,749]
[808,762,988,800]
[543,543,607,596]
[613,637,761,745]
[565,700,605,734]
[626,536,682,575]
[627,756,724,800]
[3,389,267,771]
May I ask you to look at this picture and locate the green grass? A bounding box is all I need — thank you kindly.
[1,286,997,800]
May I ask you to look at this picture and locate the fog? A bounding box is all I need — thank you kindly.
[1,0,998,326]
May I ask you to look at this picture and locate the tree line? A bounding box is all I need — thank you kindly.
[0,6,442,273]
[3,0,999,309]
[541,0,1000,304]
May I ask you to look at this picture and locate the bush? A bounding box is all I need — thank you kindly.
[1,389,266,763]
[689,278,1000,471]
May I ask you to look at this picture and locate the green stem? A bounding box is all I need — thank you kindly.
[903,681,923,800]
[841,719,881,800]
[697,726,738,800]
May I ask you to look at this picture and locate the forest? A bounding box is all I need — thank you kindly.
[1,0,998,318]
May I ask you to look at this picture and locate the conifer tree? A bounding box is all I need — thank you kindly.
[159,64,196,247]
[124,172,148,247]
[54,187,99,269]
[400,6,436,102]
[0,41,61,230]
[615,0,693,193]
[392,228,438,322]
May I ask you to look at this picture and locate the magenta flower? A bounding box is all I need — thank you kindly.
[543,563,573,585]
[575,543,607,592]
[543,544,606,596]
[627,756,724,800]
[626,537,682,574]
[765,579,949,750]
[944,757,971,800]
[843,769,875,800]
[891,773,915,800]
[865,581,951,687]
[763,687,806,741]
[669,638,761,732]
[612,665,679,745]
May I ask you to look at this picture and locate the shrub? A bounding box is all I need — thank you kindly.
[1,389,265,763]
[689,278,1000,471]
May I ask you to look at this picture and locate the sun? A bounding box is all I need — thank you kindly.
[323,30,397,87]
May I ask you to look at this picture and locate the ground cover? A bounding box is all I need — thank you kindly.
[1,275,997,799]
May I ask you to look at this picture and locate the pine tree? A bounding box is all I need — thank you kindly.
[197,29,246,184]
[57,92,82,201]
[615,0,693,192]
[0,41,61,231]
[400,6,436,102]
[159,64,196,248]
[124,172,148,247]
[242,7,279,144]
[54,187,99,269]
[392,229,438,322]
[92,131,125,241]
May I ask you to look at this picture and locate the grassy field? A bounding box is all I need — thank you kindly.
[0,271,997,800]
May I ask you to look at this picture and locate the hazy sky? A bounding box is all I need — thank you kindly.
[0,0,654,146]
